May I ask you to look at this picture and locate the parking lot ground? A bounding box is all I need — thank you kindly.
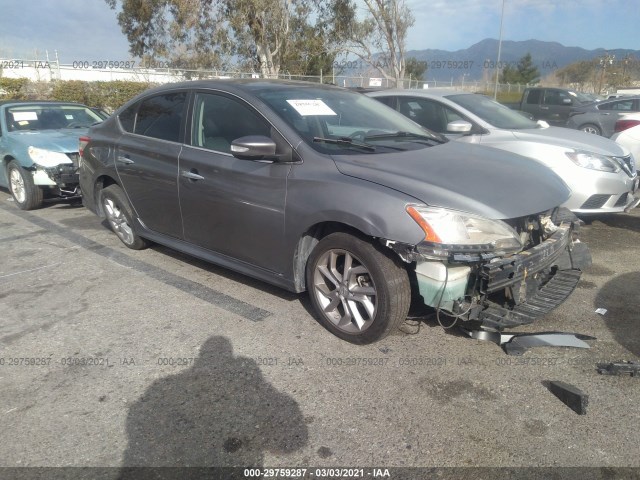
[1,191,639,475]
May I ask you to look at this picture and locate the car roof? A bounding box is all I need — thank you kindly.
[0,100,88,107]
[366,88,465,98]
[135,79,349,97]
[600,95,640,102]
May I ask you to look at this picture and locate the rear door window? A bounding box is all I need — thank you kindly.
[599,99,635,111]
[525,89,542,105]
[134,92,187,142]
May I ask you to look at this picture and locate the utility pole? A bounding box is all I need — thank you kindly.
[493,0,506,99]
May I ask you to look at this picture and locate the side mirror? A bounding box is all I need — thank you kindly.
[536,120,550,128]
[562,98,572,105]
[447,120,473,133]
[230,135,277,160]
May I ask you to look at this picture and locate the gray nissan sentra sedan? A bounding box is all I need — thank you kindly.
[79,80,591,344]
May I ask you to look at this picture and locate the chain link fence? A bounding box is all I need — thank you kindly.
[1,57,531,94]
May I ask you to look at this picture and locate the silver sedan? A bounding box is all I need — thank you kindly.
[368,89,639,215]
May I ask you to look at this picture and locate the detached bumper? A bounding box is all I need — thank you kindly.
[478,222,591,330]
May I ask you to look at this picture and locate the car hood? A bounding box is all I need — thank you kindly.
[331,141,570,220]
[7,129,87,153]
[511,126,628,156]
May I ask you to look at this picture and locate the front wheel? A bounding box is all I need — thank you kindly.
[100,185,149,250]
[306,232,411,344]
[7,160,43,210]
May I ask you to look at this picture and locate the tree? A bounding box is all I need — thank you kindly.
[337,0,415,87]
[106,0,342,77]
[500,53,539,84]
[516,53,540,84]
[556,59,598,89]
[405,57,427,81]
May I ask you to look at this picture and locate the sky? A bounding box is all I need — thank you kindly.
[0,0,638,64]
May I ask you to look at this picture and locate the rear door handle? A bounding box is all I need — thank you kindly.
[540,106,549,110]
[181,169,205,181]
[117,155,134,165]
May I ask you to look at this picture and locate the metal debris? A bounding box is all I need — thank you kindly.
[461,328,595,356]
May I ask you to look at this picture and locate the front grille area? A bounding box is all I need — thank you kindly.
[580,194,610,209]
[613,155,636,177]
[614,192,629,207]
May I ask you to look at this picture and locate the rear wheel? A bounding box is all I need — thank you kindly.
[306,232,411,344]
[580,124,601,135]
[7,160,43,210]
[100,185,149,250]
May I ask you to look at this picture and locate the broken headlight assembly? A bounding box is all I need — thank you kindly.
[406,205,523,258]
[28,146,73,168]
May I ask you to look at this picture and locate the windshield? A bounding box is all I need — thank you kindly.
[254,85,444,154]
[446,93,539,130]
[6,104,103,132]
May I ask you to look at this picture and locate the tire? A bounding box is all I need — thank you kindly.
[580,124,601,135]
[100,185,149,250]
[7,160,43,210]
[306,232,411,344]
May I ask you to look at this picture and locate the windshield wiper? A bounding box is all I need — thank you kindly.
[313,136,376,152]
[365,131,447,144]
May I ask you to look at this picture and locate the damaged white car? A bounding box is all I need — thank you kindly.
[0,101,104,209]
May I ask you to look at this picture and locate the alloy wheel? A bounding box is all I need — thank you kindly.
[9,168,26,204]
[103,197,135,245]
[312,249,378,333]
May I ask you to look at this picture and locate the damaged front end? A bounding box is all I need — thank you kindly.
[28,148,81,199]
[388,206,591,331]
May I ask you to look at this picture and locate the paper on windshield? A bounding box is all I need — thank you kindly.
[12,111,38,121]
[286,99,336,116]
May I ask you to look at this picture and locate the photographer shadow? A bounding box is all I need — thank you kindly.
[118,336,308,479]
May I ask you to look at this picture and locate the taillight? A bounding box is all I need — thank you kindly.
[79,136,90,158]
[614,119,640,133]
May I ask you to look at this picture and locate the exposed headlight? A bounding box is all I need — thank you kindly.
[565,150,620,173]
[28,146,73,168]
[407,206,523,257]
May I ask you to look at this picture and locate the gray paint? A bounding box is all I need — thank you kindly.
[80,80,573,293]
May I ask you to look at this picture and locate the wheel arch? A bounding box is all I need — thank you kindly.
[292,220,408,293]
[93,174,120,217]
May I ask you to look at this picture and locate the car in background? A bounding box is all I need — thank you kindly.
[80,80,590,344]
[611,113,640,170]
[90,107,110,120]
[515,87,595,126]
[367,89,639,215]
[566,96,640,136]
[0,100,104,209]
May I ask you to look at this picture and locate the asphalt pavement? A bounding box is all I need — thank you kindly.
[0,191,639,477]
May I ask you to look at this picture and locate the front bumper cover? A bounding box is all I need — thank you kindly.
[477,222,591,330]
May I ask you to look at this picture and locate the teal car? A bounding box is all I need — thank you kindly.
[0,101,104,209]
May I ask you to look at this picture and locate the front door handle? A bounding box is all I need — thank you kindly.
[117,155,134,165]
[540,106,549,110]
[181,169,205,181]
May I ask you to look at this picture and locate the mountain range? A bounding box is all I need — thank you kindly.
[404,39,640,82]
